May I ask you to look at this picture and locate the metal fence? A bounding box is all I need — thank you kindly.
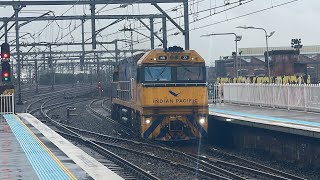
[213,83,320,112]
[0,94,15,114]
[209,83,223,104]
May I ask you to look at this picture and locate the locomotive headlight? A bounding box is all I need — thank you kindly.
[199,117,206,124]
[145,118,151,124]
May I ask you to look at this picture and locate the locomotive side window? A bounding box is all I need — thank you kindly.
[177,66,205,81]
[144,67,172,81]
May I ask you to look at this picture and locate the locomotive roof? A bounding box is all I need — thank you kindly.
[118,48,205,66]
[118,53,145,65]
[137,48,205,65]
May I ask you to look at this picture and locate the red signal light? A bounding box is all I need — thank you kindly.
[1,53,9,59]
[3,72,8,77]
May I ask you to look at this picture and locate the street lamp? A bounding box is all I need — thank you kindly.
[201,33,242,77]
[239,51,243,76]
[237,26,275,82]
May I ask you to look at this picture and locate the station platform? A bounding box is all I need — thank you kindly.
[209,104,320,138]
[0,113,123,180]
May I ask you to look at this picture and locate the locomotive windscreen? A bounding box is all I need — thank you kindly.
[141,66,206,83]
[177,66,204,81]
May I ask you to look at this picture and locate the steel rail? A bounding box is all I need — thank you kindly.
[39,96,159,179]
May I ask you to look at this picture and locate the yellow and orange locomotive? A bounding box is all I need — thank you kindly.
[112,46,208,141]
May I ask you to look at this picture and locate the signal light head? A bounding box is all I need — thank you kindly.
[2,71,9,81]
[1,43,10,59]
[1,61,11,82]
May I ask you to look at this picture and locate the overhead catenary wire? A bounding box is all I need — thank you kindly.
[117,0,254,49]
[51,0,117,46]
[17,0,197,51]
[191,0,300,31]
[15,0,300,56]
[96,0,250,44]
[118,0,300,50]
[32,0,253,53]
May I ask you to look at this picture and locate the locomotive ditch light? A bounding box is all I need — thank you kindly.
[226,118,233,122]
[145,118,151,124]
[199,117,205,124]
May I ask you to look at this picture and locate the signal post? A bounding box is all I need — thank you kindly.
[0,42,14,113]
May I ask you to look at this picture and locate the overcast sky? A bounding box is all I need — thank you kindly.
[0,0,318,66]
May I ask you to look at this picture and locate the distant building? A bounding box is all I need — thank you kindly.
[210,45,320,83]
[239,45,320,57]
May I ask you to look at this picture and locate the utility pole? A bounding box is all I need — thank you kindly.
[183,1,190,50]
[150,18,154,49]
[49,44,54,90]
[35,60,38,93]
[90,0,96,49]
[239,51,242,76]
[114,40,118,66]
[95,53,100,81]
[237,26,275,82]
[162,17,167,49]
[15,4,23,105]
[130,27,133,58]
[4,22,8,43]
[73,61,75,87]
[200,32,242,77]
[235,39,238,77]
[81,19,85,71]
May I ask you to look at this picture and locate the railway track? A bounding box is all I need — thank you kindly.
[88,98,135,138]
[25,85,95,113]
[31,93,158,179]
[199,148,305,180]
[88,98,306,180]
[21,84,76,101]
[89,98,170,149]
[26,90,305,179]
[41,97,215,179]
